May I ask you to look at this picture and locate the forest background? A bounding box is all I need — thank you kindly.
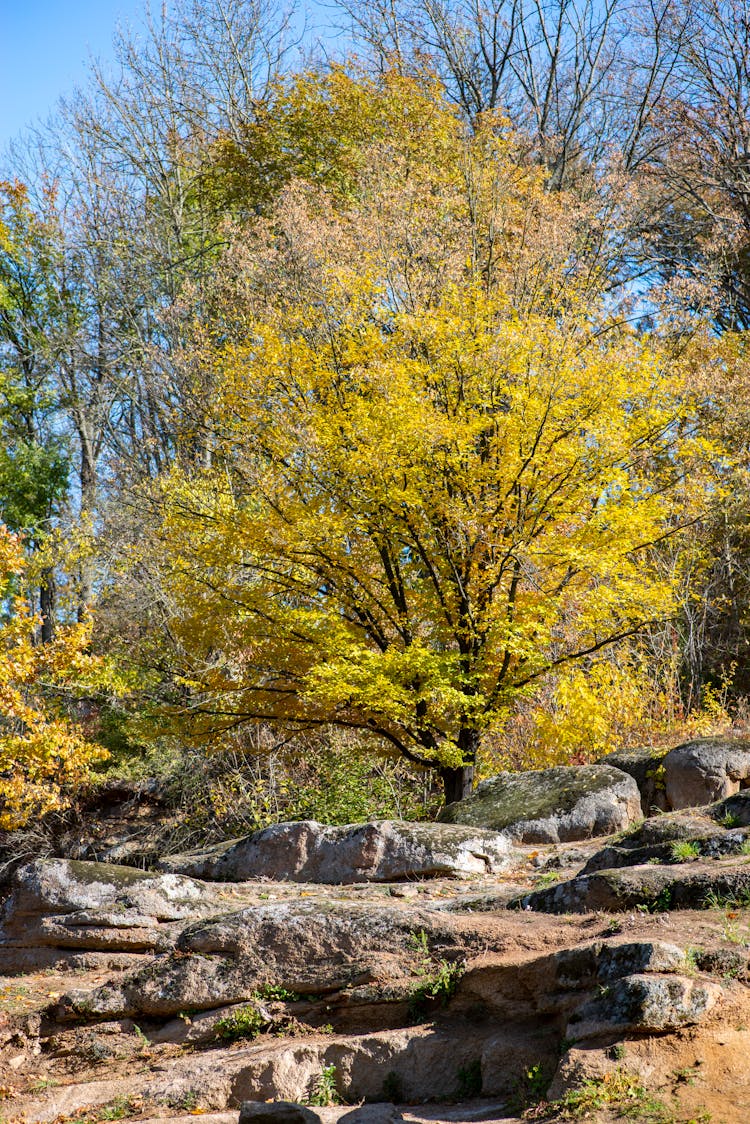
[2,0,750,846]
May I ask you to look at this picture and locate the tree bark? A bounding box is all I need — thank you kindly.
[39,568,56,644]
[438,726,481,804]
[439,763,475,805]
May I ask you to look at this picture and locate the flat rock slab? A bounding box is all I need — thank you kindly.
[664,736,750,809]
[240,1104,323,1124]
[0,859,214,952]
[5,1026,552,1119]
[56,900,466,1020]
[582,808,750,872]
[518,859,750,913]
[157,820,512,884]
[438,764,641,843]
[241,1106,405,1124]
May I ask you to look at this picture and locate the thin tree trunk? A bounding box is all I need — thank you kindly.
[39,568,56,644]
[78,434,97,620]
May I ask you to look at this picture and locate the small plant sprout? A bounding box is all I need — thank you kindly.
[670,839,701,863]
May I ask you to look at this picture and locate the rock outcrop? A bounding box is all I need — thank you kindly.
[6,739,750,1123]
[54,899,466,1020]
[439,763,641,842]
[0,859,213,965]
[157,820,513,884]
[518,857,750,913]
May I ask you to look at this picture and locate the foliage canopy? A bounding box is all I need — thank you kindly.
[148,74,712,801]
[0,526,108,829]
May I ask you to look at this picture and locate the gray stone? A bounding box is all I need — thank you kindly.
[711,791,750,826]
[0,859,210,952]
[557,940,686,985]
[239,1103,321,1124]
[582,808,750,872]
[517,859,750,913]
[157,819,512,884]
[566,973,720,1039]
[663,735,750,809]
[335,1107,402,1124]
[438,764,641,843]
[56,900,463,1020]
[455,938,687,1023]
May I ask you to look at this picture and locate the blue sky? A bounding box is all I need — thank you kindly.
[0,1,338,152]
[0,0,150,149]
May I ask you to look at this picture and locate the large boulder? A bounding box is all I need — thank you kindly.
[438,764,641,843]
[0,859,210,953]
[663,735,750,809]
[566,974,720,1040]
[157,820,512,883]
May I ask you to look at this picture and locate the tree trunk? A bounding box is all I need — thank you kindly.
[77,434,97,620]
[438,727,480,804]
[39,568,56,645]
[439,763,476,805]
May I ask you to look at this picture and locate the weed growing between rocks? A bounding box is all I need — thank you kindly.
[306,1064,342,1107]
[456,1059,483,1098]
[48,1096,146,1124]
[513,1063,552,1115]
[703,886,750,910]
[381,1072,404,1102]
[214,1003,268,1041]
[524,1069,713,1122]
[670,840,701,862]
[406,929,464,1020]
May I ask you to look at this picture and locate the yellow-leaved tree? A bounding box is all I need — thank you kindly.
[149,72,714,804]
[0,526,107,829]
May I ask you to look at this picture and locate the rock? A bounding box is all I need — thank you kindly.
[602,746,670,815]
[0,859,210,953]
[239,1103,322,1124]
[157,820,512,884]
[239,1107,401,1124]
[438,764,641,843]
[582,809,750,873]
[517,859,750,913]
[711,791,750,827]
[561,939,687,984]
[455,938,687,1023]
[566,973,721,1039]
[148,1001,271,1046]
[56,901,464,1020]
[334,1107,402,1124]
[663,735,750,809]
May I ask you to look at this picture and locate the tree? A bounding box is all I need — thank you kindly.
[0,180,72,638]
[146,77,711,803]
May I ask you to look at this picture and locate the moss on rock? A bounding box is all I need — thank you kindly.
[438,764,641,843]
